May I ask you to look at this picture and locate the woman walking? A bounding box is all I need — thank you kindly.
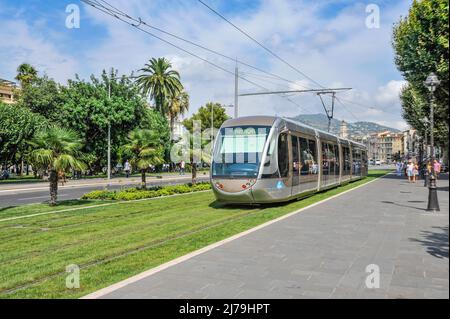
[406,161,415,183]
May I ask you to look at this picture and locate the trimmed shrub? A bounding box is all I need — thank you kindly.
[81,190,116,200]
[81,182,211,201]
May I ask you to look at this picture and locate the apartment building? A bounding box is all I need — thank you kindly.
[0,78,17,104]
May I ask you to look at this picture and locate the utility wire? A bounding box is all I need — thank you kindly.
[87,0,311,91]
[196,0,325,88]
[81,0,309,113]
[335,96,360,122]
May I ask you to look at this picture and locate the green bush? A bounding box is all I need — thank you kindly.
[81,190,116,200]
[81,182,211,201]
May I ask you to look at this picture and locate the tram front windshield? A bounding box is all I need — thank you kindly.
[212,126,271,178]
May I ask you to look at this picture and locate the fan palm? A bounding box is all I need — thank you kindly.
[168,91,190,139]
[15,63,38,87]
[29,127,86,206]
[136,58,183,114]
[123,129,164,189]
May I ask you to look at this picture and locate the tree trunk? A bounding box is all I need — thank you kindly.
[192,164,197,185]
[49,170,58,206]
[170,115,175,141]
[141,169,146,189]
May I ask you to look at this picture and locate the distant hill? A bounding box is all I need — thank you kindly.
[289,114,400,136]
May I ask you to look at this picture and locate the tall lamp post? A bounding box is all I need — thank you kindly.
[424,72,440,212]
[421,117,429,187]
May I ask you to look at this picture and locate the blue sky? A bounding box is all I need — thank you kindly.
[0,0,411,129]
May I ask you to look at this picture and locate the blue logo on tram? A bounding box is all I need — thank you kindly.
[276,181,285,189]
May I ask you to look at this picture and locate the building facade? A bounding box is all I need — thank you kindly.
[0,78,16,104]
[373,131,404,163]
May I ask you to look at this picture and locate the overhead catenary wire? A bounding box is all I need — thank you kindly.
[86,0,311,91]
[196,0,325,89]
[81,0,310,114]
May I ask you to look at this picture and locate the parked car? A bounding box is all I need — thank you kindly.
[375,160,382,165]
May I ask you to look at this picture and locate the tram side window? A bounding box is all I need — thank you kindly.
[292,136,300,177]
[278,133,289,178]
[299,137,310,175]
[343,147,351,175]
[327,143,336,177]
[352,148,360,175]
[322,142,329,176]
[308,139,318,175]
[334,144,340,177]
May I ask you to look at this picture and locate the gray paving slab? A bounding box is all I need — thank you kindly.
[98,173,449,299]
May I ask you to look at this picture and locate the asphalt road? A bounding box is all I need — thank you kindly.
[0,175,210,208]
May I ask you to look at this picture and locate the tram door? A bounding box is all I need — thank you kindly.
[277,132,292,197]
[291,135,300,195]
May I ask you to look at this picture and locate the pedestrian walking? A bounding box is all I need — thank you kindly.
[434,159,441,179]
[124,160,131,178]
[413,162,419,182]
[406,161,415,183]
[396,161,402,176]
[179,160,186,176]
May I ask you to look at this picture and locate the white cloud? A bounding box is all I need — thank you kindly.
[375,80,407,105]
[0,0,411,131]
[0,19,77,82]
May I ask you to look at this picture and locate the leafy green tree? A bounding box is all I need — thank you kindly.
[393,0,449,153]
[181,102,229,184]
[0,102,48,172]
[57,70,150,172]
[168,91,189,139]
[122,129,164,188]
[16,75,62,121]
[182,102,230,132]
[29,126,86,206]
[136,58,183,114]
[15,63,37,87]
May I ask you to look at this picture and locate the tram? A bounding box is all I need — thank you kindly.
[211,116,368,204]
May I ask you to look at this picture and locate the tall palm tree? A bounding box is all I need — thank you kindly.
[123,129,164,189]
[168,91,190,139]
[136,58,183,114]
[15,63,38,87]
[29,127,86,206]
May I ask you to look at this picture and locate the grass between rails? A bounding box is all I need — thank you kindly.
[0,170,391,299]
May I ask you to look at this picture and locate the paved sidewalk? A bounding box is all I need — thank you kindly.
[96,173,449,299]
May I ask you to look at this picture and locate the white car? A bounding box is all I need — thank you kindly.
[375,160,382,165]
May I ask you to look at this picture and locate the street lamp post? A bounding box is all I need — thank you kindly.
[107,82,111,184]
[424,72,440,212]
[421,118,428,187]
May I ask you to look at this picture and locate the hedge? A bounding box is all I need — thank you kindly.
[81,182,212,201]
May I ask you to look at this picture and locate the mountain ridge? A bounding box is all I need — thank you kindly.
[289,114,401,136]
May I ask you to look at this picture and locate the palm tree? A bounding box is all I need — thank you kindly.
[29,127,86,206]
[136,58,183,114]
[123,129,164,189]
[15,63,38,87]
[168,91,190,139]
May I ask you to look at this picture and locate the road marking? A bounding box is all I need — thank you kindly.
[81,173,390,299]
[0,175,210,193]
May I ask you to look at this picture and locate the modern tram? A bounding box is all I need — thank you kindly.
[211,116,368,204]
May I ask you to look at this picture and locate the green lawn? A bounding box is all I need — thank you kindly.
[0,170,391,299]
